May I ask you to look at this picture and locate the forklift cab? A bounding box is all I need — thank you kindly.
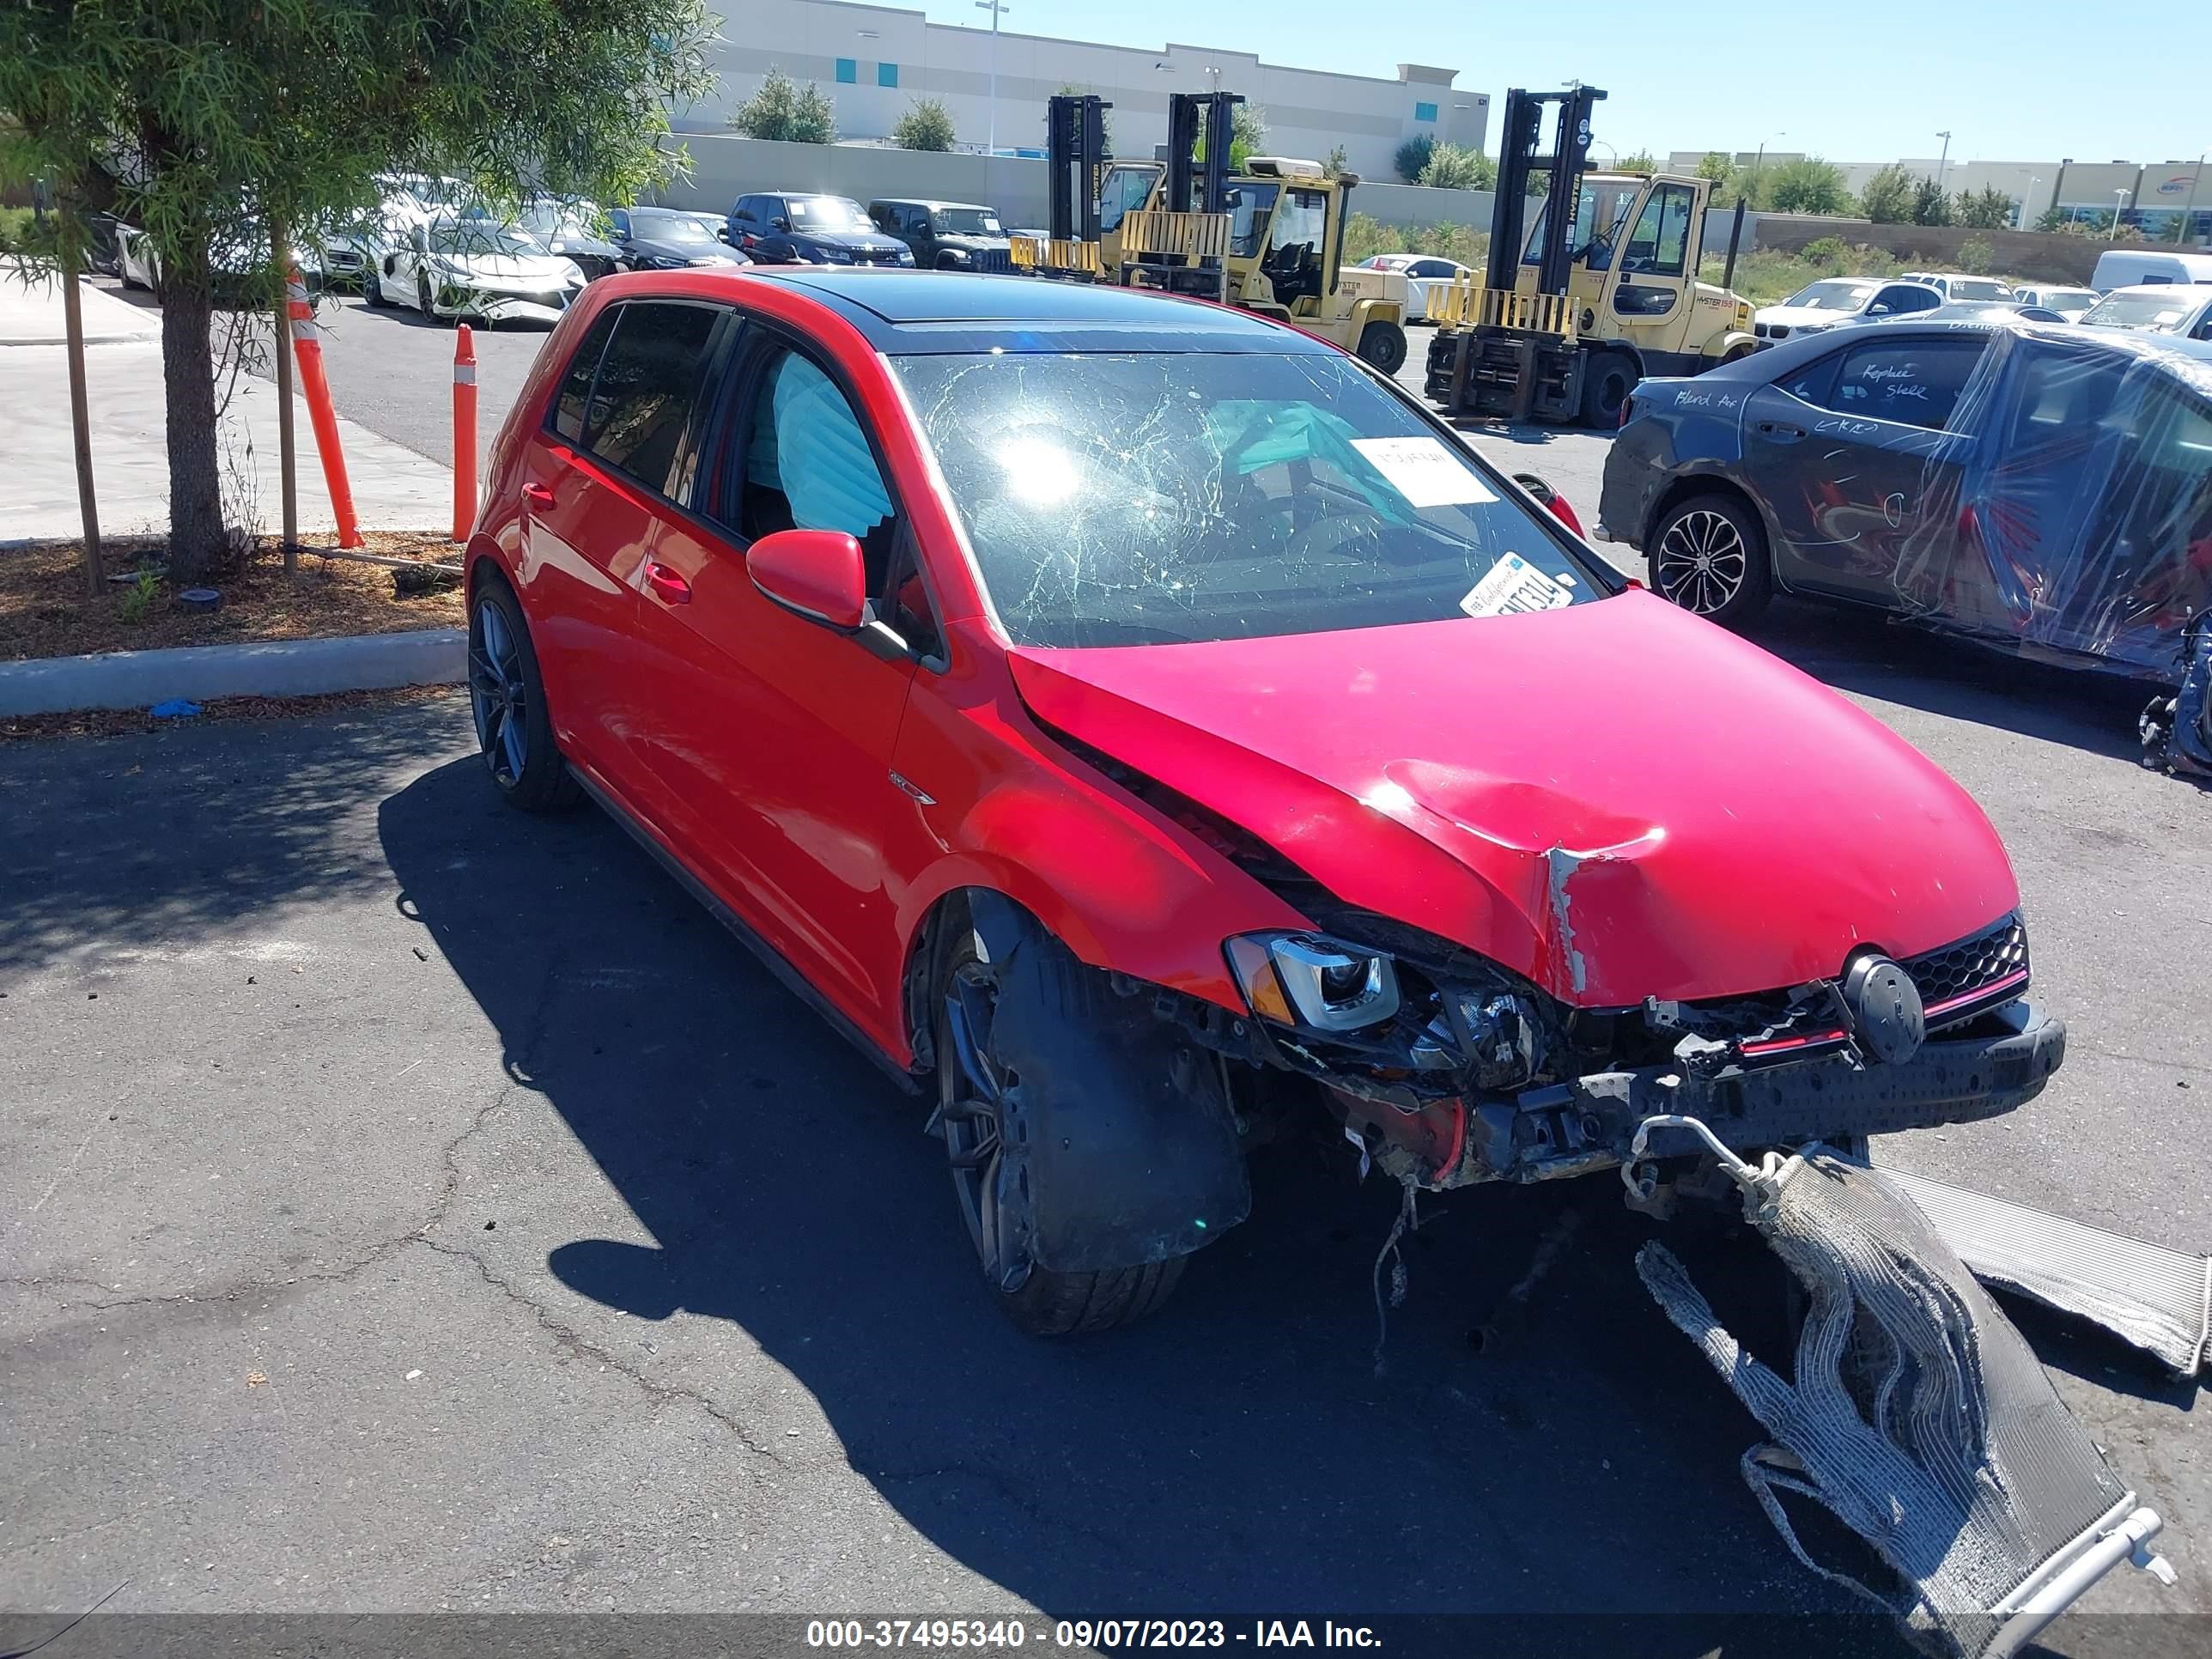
[1516,173,1713,361]
[1221,165,1337,317]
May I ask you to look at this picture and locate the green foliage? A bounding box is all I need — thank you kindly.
[1765,156,1853,216]
[1704,241,1905,304]
[1911,176,1954,225]
[1799,235,1849,267]
[890,98,956,153]
[1618,149,1659,174]
[1419,144,1494,192]
[2036,205,2068,233]
[1394,133,1435,185]
[1323,144,1349,180]
[0,205,56,255]
[117,568,160,625]
[1955,237,1996,275]
[1695,152,1735,184]
[733,66,837,143]
[1230,104,1267,172]
[1859,164,1918,224]
[0,0,714,579]
[1954,185,2015,230]
[1338,211,1486,270]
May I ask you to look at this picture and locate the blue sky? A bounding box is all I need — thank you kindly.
[910,1,2205,164]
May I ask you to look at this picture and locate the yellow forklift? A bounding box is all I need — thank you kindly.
[1012,92,1410,373]
[1424,86,1758,427]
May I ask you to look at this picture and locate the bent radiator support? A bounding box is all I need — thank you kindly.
[1635,1139,2176,1659]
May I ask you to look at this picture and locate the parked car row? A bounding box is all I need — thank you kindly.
[718,191,1016,273]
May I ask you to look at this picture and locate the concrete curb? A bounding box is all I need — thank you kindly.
[0,628,465,718]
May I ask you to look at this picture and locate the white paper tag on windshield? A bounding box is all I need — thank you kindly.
[1459,552,1574,618]
[1350,437,1498,507]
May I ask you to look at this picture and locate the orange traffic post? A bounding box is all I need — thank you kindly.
[287,267,362,548]
[452,323,477,543]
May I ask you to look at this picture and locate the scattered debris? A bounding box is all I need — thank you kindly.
[2140,616,2212,781]
[1636,1130,2173,1659]
[404,1369,423,1382]
[1369,1178,1419,1376]
[411,945,428,963]
[1877,1165,2210,1378]
[148,698,202,720]
[246,1371,267,1388]
[176,587,222,613]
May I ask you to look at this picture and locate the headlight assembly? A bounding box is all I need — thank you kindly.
[1226,933,1401,1032]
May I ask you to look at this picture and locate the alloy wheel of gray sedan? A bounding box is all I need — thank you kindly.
[1656,508,1749,615]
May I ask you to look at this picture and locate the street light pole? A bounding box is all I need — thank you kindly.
[2021,175,2039,229]
[2114,187,2130,239]
[2179,150,2205,246]
[974,0,1009,157]
[1934,131,1952,196]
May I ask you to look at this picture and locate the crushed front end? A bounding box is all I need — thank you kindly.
[1176,902,2061,1192]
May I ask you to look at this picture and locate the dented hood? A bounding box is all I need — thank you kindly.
[1006,590,2019,1006]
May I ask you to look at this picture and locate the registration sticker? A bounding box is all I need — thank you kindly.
[1349,437,1498,507]
[1459,552,1575,617]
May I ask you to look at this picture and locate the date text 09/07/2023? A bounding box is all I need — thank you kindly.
[805,1620,1384,1650]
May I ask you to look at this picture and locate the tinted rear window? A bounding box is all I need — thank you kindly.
[1819,338,1990,432]
[550,308,620,443]
[581,301,721,493]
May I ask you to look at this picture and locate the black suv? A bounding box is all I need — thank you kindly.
[724,192,913,267]
[868,198,1014,273]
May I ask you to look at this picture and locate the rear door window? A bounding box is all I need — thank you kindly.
[580,301,723,495]
[1815,337,1991,432]
[550,307,622,443]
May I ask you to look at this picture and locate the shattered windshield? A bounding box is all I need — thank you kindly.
[892,350,1606,647]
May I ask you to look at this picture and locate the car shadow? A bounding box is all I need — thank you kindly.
[378,755,1912,1643]
[1741,599,2156,765]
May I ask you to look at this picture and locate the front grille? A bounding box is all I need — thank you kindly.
[1903,915,2029,1022]
[969,247,1014,275]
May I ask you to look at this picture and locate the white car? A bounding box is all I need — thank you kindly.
[113,221,320,298]
[2078,283,2212,341]
[1898,270,2015,303]
[1360,253,1472,322]
[2008,283,2100,319]
[1752,276,1944,342]
[366,218,583,325]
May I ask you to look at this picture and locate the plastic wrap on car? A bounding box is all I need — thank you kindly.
[1870,329,2212,681]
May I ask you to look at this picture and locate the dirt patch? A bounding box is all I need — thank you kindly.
[0,682,466,744]
[0,532,465,662]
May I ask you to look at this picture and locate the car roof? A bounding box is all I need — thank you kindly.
[735,268,1337,355]
[872,198,992,212]
[2101,283,2212,300]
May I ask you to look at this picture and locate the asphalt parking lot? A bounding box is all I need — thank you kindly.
[12,282,2209,1648]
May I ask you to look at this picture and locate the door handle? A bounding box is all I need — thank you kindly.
[1757,421,1808,441]
[523,481,556,509]
[646,561,692,605]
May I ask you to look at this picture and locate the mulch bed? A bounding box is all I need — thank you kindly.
[0,531,466,662]
[0,682,465,744]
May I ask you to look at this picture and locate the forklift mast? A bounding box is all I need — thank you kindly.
[1044,93,1109,244]
[1484,85,1606,297]
[1164,90,1240,216]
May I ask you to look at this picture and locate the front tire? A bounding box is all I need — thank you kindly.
[1357,319,1409,374]
[468,576,580,812]
[932,926,1187,1336]
[364,257,392,308]
[1650,492,1773,629]
[1579,351,1636,428]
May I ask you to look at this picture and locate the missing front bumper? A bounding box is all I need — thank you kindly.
[1460,999,2063,1184]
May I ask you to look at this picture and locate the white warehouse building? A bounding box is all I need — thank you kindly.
[684,0,1488,179]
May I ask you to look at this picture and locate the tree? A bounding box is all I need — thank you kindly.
[1954,237,1995,275]
[1695,151,1735,184]
[1618,149,1659,173]
[1911,176,1953,226]
[1322,144,1349,180]
[1765,156,1853,216]
[732,66,837,144]
[1395,133,1436,185]
[891,98,957,153]
[1230,104,1267,172]
[1954,185,2014,229]
[1419,144,1494,192]
[0,1,711,581]
[2035,204,2068,233]
[1054,85,1111,153]
[1859,164,1917,224]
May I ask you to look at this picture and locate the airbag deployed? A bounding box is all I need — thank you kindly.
[1637,1143,2174,1658]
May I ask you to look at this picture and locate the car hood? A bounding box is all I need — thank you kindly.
[1006,592,2018,1006]
[1755,304,1856,328]
[632,237,734,264]
[799,230,906,253]
[438,253,574,284]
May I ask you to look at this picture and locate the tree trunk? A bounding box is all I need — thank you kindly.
[158,222,227,583]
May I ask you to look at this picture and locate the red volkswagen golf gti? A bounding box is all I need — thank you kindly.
[467,269,2061,1334]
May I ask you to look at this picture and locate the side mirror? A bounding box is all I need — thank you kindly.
[771,216,792,233]
[747,529,869,631]
[410,226,429,252]
[1866,303,1893,317]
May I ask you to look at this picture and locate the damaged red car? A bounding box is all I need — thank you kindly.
[467,269,2063,1334]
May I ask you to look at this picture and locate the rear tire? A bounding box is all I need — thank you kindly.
[468,575,580,813]
[1580,351,1636,428]
[1649,492,1773,629]
[1357,320,1408,374]
[933,925,1188,1336]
